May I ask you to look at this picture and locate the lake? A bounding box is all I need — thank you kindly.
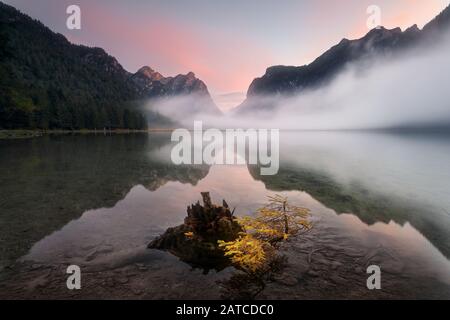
[0,132,449,299]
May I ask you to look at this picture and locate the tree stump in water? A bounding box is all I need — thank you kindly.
[148,192,242,272]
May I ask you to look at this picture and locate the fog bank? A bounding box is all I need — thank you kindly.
[146,32,450,130]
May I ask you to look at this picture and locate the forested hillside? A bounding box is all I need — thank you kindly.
[0,2,157,129]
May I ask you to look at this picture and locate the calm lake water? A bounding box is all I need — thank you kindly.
[0,132,449,299]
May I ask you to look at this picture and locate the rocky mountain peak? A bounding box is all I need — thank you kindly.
[136,66,165,81]
[237,4,450,113]
[423,4,450,34]
[406,24,420,33]
[130,66,221,114]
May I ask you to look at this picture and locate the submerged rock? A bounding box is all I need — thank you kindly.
[148,192,243,272]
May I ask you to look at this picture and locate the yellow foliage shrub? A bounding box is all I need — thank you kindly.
[218,234,271,273]
[218,195,311,274]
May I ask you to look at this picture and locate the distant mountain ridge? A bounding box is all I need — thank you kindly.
[0,2,218,130]
[131,66,221,115]
[237,4,450,113]
[132,67,208,96]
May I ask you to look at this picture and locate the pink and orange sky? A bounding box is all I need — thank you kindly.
[4,0,449,110]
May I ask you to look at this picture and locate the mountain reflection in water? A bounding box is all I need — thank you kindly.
[0,132,449,299]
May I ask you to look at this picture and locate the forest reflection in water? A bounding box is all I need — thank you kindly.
[0,132,449,299]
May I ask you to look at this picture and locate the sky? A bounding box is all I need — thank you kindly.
[4,0,449,111]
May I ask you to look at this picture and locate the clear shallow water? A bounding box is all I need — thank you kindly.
[0,132,449,299]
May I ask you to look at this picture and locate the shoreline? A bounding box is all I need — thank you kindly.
[0,129,175,140]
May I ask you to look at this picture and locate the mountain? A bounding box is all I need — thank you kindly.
[0,2,217,130]
[237,4,450,113]
[247,26,420,97]
[131,67,221,115]
[0,2,147,129]
[422,4,450,35]
[132,67,207,96]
